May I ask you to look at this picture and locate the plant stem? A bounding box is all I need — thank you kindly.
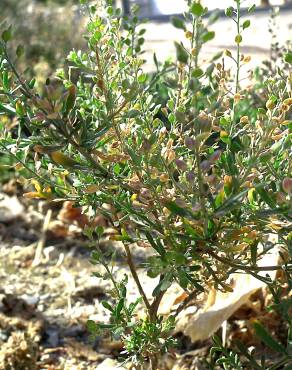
[149,287,165,321]
[149,354,158,370]
[235,1,241,95]
[123,244,151,313]
[207,249,284,272]
[2,44,32,98]
[230,0,241,136]
[194,145,208,235]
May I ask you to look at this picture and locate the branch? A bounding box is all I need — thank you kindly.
[123,244,151,313]
[207,249,285,272]
[150,286,165,321]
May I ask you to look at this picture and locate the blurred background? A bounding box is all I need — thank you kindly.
[119,0,290,15]
[0,0,291,79]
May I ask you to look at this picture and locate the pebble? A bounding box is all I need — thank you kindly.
[63,325,84,338]
[45,327,60,347]
[0,195,24,223]
[95,358,120,369]
[20,294,39,306]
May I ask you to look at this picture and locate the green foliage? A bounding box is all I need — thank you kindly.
[0,0,292,368]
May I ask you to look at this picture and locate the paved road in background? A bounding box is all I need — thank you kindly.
[142,8,292,71]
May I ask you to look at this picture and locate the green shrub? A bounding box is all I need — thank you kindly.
[0,0,292,368]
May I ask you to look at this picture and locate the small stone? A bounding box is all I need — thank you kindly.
[95,358,120,369]
[45,327,60,347]
[63,325,84,338]
[0,195,24,223]
[20,295,39,306]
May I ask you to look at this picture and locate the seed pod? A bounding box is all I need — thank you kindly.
[234,93,241,103]
[186,171,196,182]
[281,104,289,112]
[266,98,276,110]
[210,150,221,162]
[185,136,196,150]
[283,98,292,106]
[282,177,292,194]
[243,55,251,63]
[175,198,187,208]
[191,48,197,56]
[185,31,193,39]
[50,151,81,169]
[200,160,211,172]
[159,174,169,183]
[235,34,242,44]
[224,49,232,58]
[240,116,249,124]
[175,159,188,172]
[277,192,287,204]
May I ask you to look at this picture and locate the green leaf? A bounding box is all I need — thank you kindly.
[101,301,114,312]
[215,190,225,208]
[210,51,223,62]
[137,73,147,83]
[184,222,201,239]
[153,53,159,70]
[87,320,98,333]
[0,103,16,115]
[2,26,12,43]
[178,270,189,288]
[220,131,231,145]
[153,274,173,296]
[145,232,165,256]
[242,20,251,30]
[284,52,292,64]
[202,31,215,43]
[225,7,234,17]
[160,276,172,291]
[64,85,76,115]
[127,109,140,118]
[15,101,25,117]
[215,186,255,215]
[174,42,189,64]
[127,146,141,166]
[190,3,204,17]
[170,16,186,30]
[28,78,36,89]
[208,10,220,25]
[115,298,124,318]
[121,285,127,298]
[97,323,115,329]
[256,188,276,208]
[1,71,9,90]
[113,163,120,175]
[283,365,292,370]
[164,201,189,217]
[16,45,24,58]
[248,4,256,13]
[129,298,142,315]
[95,226,104,238]
[192,68,204,78]
[166,251,186,265]
[253,321,287,355]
